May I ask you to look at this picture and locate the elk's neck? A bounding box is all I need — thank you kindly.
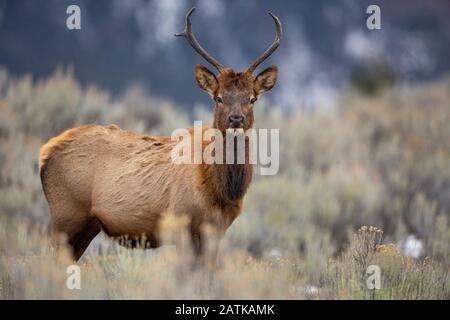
[215,161,253,203]
[203,129,253,205]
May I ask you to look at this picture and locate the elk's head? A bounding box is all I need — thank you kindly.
[175,7,282,132]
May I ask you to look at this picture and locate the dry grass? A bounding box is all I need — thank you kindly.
[0,66,449,299]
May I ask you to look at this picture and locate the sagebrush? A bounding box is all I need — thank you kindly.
[0,67,449,299]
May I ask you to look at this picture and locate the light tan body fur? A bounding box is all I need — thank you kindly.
[40,124,246,260]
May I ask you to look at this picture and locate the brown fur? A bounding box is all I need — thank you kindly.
[40,67,277,261]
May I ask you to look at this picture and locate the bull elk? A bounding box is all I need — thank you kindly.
[39,7,282,261]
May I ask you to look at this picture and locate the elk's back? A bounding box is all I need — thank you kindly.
[39,124,200,235]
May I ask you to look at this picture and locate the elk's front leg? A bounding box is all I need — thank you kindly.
[190,227,204,258]
[189,221,222,271]
[189,219,204,261]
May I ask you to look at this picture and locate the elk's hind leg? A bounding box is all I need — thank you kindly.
[48,199,100,261]
[68,218,102,261]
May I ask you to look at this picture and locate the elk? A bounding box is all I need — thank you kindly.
[39,7,282,261]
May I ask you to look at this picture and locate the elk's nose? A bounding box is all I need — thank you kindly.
[229,115,244,127]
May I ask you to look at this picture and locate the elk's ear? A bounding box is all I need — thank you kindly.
[194,64,218,96]
[254,65,278,95]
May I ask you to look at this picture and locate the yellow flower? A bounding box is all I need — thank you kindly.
[376,243,401,257]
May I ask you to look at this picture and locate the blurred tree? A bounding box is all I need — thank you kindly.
[350,60,396,96]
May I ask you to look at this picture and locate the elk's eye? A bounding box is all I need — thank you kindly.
[214,96,223,104]
[250,97,257,104]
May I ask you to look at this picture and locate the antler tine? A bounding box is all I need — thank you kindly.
[175,7,225,73]
[246,12,282,74]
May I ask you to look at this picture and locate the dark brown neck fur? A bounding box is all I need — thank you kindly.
[201,134,253,207]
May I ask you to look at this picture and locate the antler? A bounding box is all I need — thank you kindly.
[175,7,225,73]
[246,12,282,74]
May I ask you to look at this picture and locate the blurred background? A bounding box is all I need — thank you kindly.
[0,0,449,299]
[1,0,450,110]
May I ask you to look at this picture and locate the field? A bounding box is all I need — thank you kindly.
[0,67,449,299]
